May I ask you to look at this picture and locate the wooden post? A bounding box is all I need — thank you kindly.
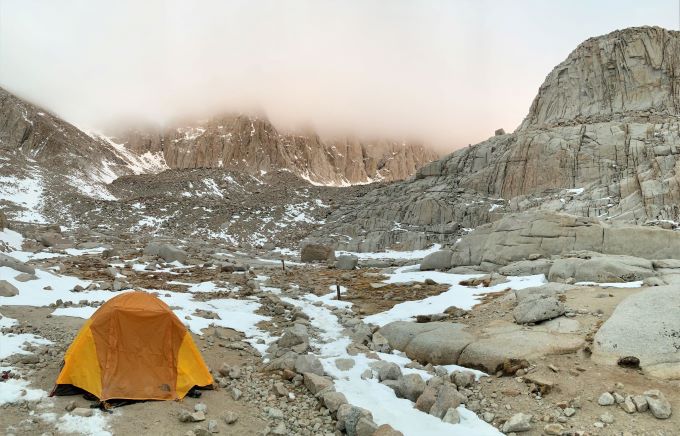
[336,283,341,301]
[281,259,285,271]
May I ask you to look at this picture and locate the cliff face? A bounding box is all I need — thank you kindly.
[116,115,439,186]
[313,26,680,251]
[519,26,680,129]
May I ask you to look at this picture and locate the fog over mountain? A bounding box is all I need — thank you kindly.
[0,0,676,150]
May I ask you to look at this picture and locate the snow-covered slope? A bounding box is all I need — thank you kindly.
[0,86,168,221]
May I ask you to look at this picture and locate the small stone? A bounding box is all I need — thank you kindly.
[207,419,219,433]
[272,382,288,397]
[20,354,40,364]
[563,407,575,417]
[229,387,242,401]
[223,411,238,425]
[593,421,605,428]
[543,423,564,435]
[501,413,532,433]
[191,412,206,422]
[194,403,207,413]
[645,389,672,419]
[632,394,648,412]
[0,280,19,297]
[598,392,615,406]
[71,408,93,418]
[377,362,402,381]
[452,371,475,388]
[523,374,554,395]
[322,391,348,413]
[600,412,614,424]
[441,407,460,424]
[267,407,284,419]
[218,363,230,376]
[429,385,466,419]
[294,354,324,376]
[621,396,636,414]
[303,372,333,395]
[335,358,355,371]
[482,412,495,423]
[613,392,625,404]
[372,424,404,436]
[415,387,437,413]
[354,416,378,436]
[434,366,448,377]
[64,400,76,412]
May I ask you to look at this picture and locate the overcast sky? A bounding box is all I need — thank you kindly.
[0,1,677,150]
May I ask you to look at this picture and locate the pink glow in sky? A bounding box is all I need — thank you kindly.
[0,0,677,151]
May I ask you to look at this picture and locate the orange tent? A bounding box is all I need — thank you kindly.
[53,291,213,401]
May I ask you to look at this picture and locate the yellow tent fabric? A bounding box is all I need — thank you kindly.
[54,291,213,401]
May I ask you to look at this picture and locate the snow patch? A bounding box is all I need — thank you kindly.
[0,378,49,405]
[336,244,442,260]
[364,267,547,326]
[0,173,46,223]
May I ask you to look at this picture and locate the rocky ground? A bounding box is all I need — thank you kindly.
[1,221,678,436]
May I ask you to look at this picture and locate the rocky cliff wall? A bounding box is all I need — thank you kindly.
[313,27,680,251]
[116,115,439,186]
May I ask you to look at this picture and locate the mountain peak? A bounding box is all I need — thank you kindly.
[520,25,680,130]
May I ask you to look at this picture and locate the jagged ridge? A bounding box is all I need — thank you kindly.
[115,115,439,186]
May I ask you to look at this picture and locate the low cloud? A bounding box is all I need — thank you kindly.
[0,1,675,151]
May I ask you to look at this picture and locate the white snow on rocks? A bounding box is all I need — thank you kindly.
[0,228,24,251]
[41,410,113,436]
[0,172,47,223]
[364,266,547,326]
[280,287,500,436]
[574,281,643,288]
[0,377,49,405]
[336,244,442,260]
[0,311,51,360]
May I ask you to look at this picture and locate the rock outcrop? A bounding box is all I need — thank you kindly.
[115,115,439,186]
[314,26,680,251]
[377,320,584,374]
[593,286,680,380]
[448,211,680,271]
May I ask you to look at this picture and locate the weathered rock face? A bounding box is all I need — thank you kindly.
[378,320,584,373]
[0,88,165,180]
[449,211,680,271]
[519,26,680,129]
[115,115,439,186]
[593,286,680,380]
[314,27,680,251]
